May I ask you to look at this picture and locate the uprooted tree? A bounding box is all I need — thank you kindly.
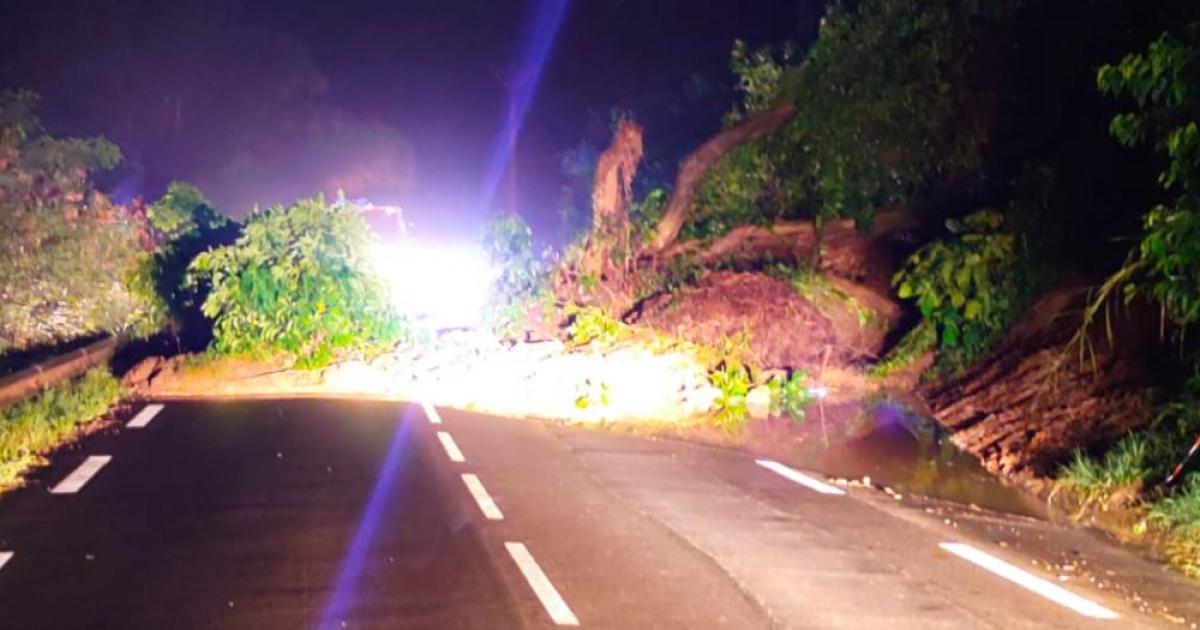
[554,0,998,319]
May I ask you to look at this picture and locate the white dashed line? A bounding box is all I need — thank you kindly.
[437,431,465,462]
[50,455,112,494]
[504,542,579,626]
[421,401,443,424]
[461,473,504,520]
[0,551,12,572]
[755,459,846,496]
[126,403,164,429]
[938,542,1119,620]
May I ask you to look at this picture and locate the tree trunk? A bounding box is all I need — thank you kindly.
[645,103,797,254]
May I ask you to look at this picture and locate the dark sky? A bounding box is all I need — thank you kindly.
[1,0,817,240]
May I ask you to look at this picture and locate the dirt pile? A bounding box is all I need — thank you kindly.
[631,271,900,370]
[922,287,1164,484]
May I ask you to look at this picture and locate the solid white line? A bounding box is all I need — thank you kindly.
[126,403,164,429]
[939,542,1119,619]
[437,431,465,463]
[461,473,504,520]
[504,542,579,626]
[50,455,112,494]
[421,401,443,424]
[0,551,12,572]
[755,459,846,496]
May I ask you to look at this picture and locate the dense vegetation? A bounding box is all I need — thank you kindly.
[1059,23,1200,577]
[0,367,120,487]
[189,196,404,368]
[0,91,158,353]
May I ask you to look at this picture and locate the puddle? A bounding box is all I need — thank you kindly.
[746,398,1048,519]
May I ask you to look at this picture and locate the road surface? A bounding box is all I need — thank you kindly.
[0,399,1196,628]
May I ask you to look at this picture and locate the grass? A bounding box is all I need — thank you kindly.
[0,367,120,487]
[1056,401,1200,577]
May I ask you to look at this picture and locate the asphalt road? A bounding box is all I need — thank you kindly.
[0,399,1196,629]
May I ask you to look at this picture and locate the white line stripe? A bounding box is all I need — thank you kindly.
[461,474,504,520]
[504,542,579,626]
[50,455,112,494]
[0,551,12,572]
[421,401,443,424]
[755,459,846,496]
[126,403,164,429]
[939,542,1119,619]
[437,431,465,463]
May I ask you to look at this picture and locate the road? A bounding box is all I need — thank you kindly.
[0,399,1196,629]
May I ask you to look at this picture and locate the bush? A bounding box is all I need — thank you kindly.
[131,182,240,346]
[566,306,627,348]
[891,210,1043,373]
[0,367,120,486]
[481,213,549,338]
[0,90,157,353]
[188,195,403,368]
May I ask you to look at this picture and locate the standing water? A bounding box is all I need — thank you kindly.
[746,397,1048,519]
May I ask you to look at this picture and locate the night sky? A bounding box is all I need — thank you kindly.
[1,0,818,240]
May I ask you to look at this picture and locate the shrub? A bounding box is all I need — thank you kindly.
[0,90,157,353]
[132,182,240,346]
[566,306,626,348]
[891,210,1043,373]
[188,195,403,368]
[768,369,813,422]
[0,366,120,486]
[481,213,549,338]
[710,360,753,430]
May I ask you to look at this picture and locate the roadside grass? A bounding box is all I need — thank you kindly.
[1057,403,1200,577]
[0,367,120,488]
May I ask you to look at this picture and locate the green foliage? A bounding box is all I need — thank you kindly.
[482,213,549,338]
[188,195,403,368]
[788,0,995,228]
[688,1,1001,240]
[133,182,240,343]
[686,42,810,241]
[0,367,120,486]
[869,320,937,378]
[768,369,813,422]
[574,379,611,410]
[892,210,1042,372]
[628,186,669,244]
[0,90,157,353]
[566,306,627,348]
[710,360,752,430]
[784,265,878,328]
[1091,25,1200,332]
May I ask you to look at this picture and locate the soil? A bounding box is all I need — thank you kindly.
[921,286,1166,487]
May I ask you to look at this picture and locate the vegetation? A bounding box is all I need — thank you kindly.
[0,90,158,354]
[482,213,550,338]
[565,306,627,348]
[188,195,404,368]
[131,182,240,346]
[889,210,1044,373]
[709,359,752,430]
[0,367,120,487]
[768,369,814,422]
[680,0,999,243]
[1056,23,1200,577]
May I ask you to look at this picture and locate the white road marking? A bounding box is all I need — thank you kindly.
[0,551,12,572]
[504,542,579,626]
[938,542,1119,620]
[437,431,465,463]
[421,401,443,424]
[50,455,113,494]
[755,459,846,496]
[461,473,504,520]
[126,403,164,429]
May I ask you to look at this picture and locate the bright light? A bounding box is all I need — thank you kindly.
[369,239,495,329]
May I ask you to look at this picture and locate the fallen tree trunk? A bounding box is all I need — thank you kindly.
[646,103,797,254]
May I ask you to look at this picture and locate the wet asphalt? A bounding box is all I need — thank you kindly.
[0,399,1197,629]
